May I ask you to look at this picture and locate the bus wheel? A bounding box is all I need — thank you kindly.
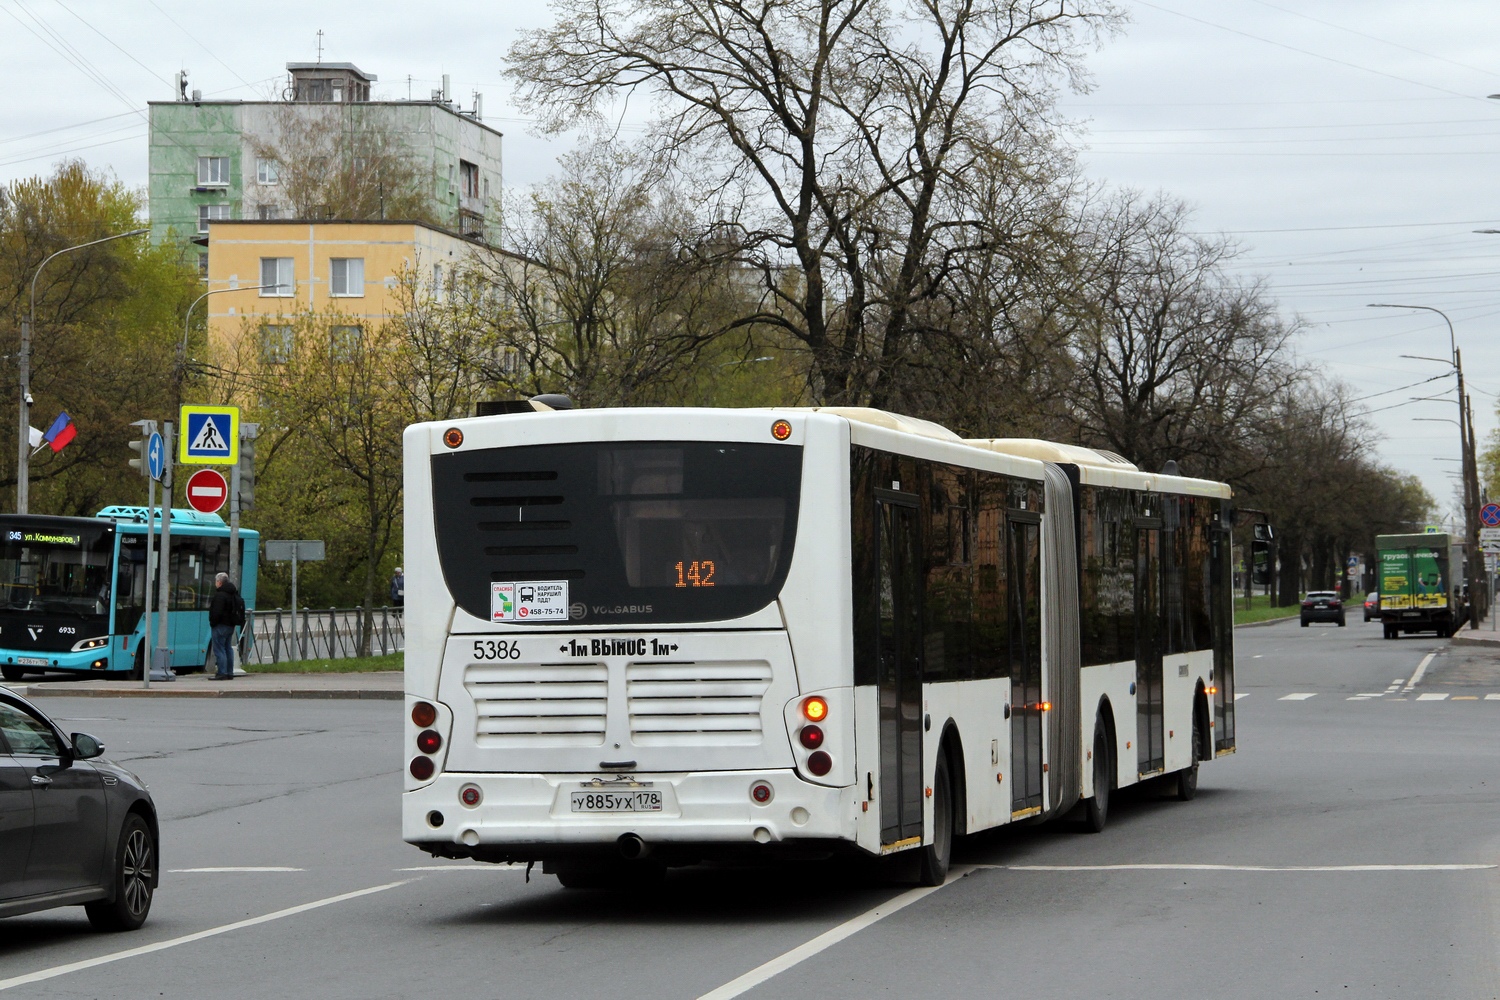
[0,665,23,683]
[130,647,145,681]
[917,751,953,887]
[1175,708,1202,802]
[1084,725,1111,833]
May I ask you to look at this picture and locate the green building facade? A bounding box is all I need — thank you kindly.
[148,63,502,272]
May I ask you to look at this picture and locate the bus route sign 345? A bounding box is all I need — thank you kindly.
[491,581,569,621]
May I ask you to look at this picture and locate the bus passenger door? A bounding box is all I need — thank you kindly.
[1008,516,1043,815]
[876,495,923,846]
[1136,525,1165,774]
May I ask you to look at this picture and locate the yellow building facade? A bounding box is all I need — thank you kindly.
[203,219,484,358]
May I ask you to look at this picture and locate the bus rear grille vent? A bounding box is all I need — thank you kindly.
[626,661,773,746]
[464,661,606,747]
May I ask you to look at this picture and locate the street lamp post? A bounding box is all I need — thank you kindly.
[179,284,275,388]
[1367,302,1484,628]
[17,228,149,513]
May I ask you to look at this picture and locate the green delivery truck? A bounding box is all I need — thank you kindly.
[1375,532,1466,639]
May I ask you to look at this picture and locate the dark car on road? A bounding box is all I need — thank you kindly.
[1301,590,1346,627]
[0,690,158,930]
[1363,592,1380,622]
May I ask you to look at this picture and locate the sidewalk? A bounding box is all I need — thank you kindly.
[0,670,403,700]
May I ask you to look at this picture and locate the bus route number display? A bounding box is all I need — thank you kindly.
[674,560,716,587]
[491,581,569,621]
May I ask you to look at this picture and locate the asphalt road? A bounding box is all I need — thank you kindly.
[2,615,1497,999]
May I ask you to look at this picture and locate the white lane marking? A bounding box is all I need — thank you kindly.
[1234,693,1249,701]
[998,864,1496,872]
[0,880,407,992]
[698,865,975,999]
[1402,652,1436,694]
[1279,693,1317,701]
[1487,694,1500,701]
[1416,693,1449,701]
[1252,655,1262,659]
[169,867,305,873]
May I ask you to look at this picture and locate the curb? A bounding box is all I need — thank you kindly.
[1449,633,1500,648]
[1235,615,1299,629]
[11,685,401,701]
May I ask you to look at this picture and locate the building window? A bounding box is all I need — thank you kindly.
[330,325,362,361]
[198,253,209,278]
[259,258,294,297]
[260,325,294,364]
[459,211,483,238]
[197,204,231,233]
[256,205,280,220]
[197,156,230,186]
[460,160,479,199]
[497,346,520,375]
[330,258,365,297]
[256,158,280,185]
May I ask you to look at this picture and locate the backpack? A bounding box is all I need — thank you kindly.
[233,592,247,628]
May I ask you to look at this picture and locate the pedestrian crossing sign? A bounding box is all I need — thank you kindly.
[179,405,239,465]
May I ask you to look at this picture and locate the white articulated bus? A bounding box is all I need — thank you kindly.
[402,405,1236,886]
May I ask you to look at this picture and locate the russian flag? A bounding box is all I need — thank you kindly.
[42,412,76,453]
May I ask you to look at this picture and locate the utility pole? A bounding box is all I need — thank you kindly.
[154,422,175,681]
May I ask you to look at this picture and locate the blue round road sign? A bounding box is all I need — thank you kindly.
[146,432,165,481]
[1481,503,1500,527]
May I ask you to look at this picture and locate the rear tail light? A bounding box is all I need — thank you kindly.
[799,725,824,749]
[411,702,437,727]
[460,785,482,807]
[409,756,435,780]
[417,729,442,754]
[750,781,773,804]
[802,696,829,722]
[807,751,832,777]
[1330,601,1341,608]
[1301,600,1313,607]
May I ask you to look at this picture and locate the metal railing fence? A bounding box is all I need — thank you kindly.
[239,606,404,664]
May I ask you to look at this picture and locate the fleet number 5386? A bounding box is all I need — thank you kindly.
[473,639,520,660]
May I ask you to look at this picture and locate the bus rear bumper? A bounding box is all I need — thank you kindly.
[403,769,856,862]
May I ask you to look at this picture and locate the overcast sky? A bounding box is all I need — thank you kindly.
[2,0,1497,520]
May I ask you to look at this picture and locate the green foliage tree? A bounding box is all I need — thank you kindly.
[0,160,197,514]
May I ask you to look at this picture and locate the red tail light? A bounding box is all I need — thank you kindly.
[807,751,832,776]
[417,729,442,754]
[799,725,824,749]
[409,756,435,780]
[1301,600,1313,607]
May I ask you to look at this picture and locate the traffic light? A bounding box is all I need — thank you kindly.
[127,419,157,478]
[237,423,258,511]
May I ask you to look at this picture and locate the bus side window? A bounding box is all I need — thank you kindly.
[171,537,204,611]
[199,537,227,608]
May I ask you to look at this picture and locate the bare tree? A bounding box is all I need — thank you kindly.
[507,0,1121,407]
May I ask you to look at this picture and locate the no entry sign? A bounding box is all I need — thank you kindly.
[185,468,228,514]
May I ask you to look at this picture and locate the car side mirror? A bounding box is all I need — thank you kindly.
[71,733,105,760]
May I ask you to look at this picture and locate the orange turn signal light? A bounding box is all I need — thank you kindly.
[802,696,829,722]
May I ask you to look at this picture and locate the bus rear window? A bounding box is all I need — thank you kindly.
[431,441,802,626]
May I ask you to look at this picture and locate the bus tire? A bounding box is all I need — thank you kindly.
[917,751,953,887]
[1175,706,1202,802]
[1083,725,1111,833]
[1,665,24,683]
[130,647,145,682]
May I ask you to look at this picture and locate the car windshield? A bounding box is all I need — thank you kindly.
[0,519,114,617]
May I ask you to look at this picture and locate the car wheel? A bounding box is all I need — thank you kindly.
[1301,618,1309,627]
[916,751,953,886]
[1083,724,1111,834]
[0,665,24,683]
[86,813,155,931]
[1338,616,1346,627]
[1175,708,1202,802]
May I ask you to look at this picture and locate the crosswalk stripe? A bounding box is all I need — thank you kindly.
[1279,693,1317,701]
[1416,693,1449,701]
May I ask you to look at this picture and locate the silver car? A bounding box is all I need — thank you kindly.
[0,691,158,930]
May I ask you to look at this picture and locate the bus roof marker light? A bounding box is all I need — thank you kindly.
[771,419,792,441]
[802,696,828,722]
[443,427,464,449]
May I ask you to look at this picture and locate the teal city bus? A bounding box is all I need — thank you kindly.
[0,506,258,682]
